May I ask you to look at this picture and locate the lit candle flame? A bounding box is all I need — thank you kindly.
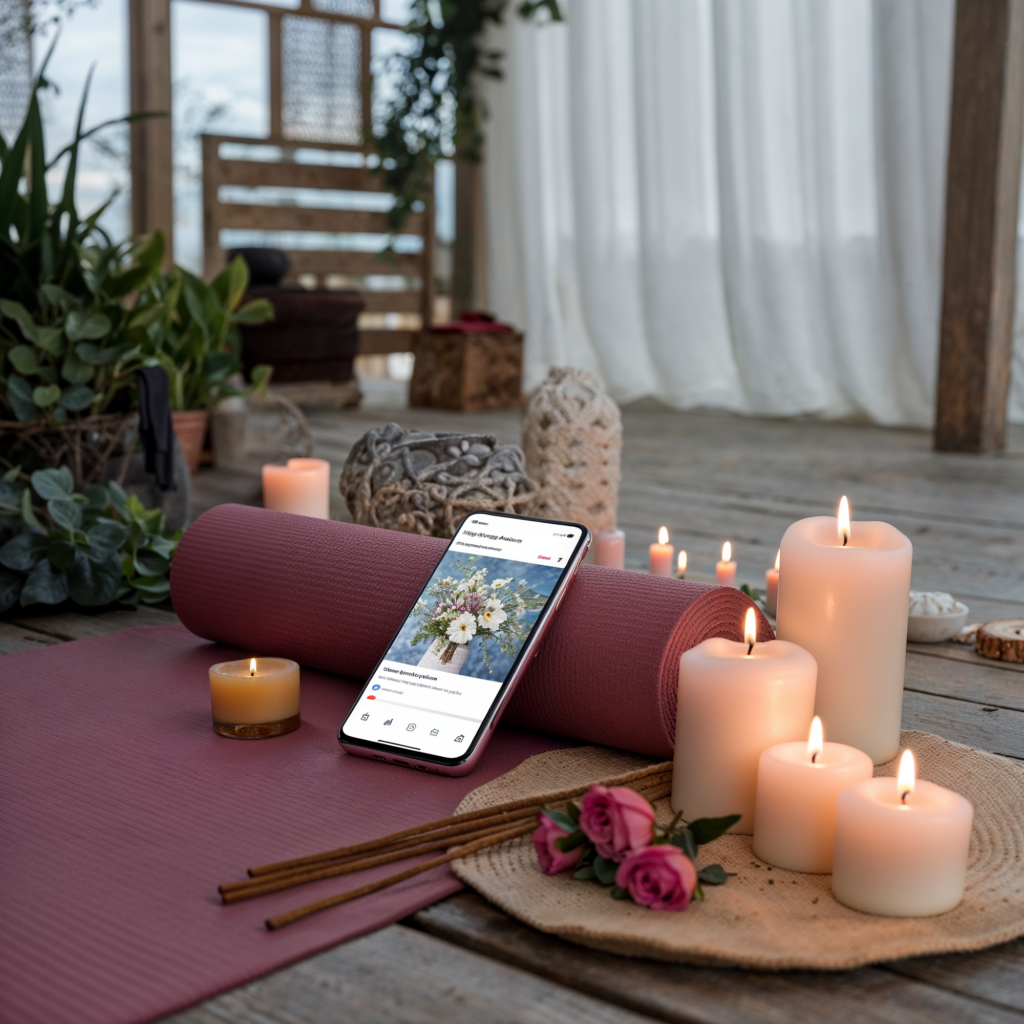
[722,540,732,563]
[838,496,850,547]
[898,749,916,803]
[774,548,780,571]
[744,607,756,654]
[808,716,823,763]
[658,526,669,546]
[677,550,687,574]
[250,658,257,677]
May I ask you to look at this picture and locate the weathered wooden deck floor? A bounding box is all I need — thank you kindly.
[4,382,1024,1024]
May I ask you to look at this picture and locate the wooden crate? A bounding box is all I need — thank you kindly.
[409,330,524,411]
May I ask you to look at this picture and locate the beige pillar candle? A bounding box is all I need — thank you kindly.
[752,717,873,872]
[209,657,301,739]
[776,496,912,764]
[594,528,625,569]
[673,609,817,834]
[832,751,973,917]
[262,458,331,519]
[716,541,737,586]
[649,527,674,576]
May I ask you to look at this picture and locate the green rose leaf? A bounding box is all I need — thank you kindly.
[31,384,62,408]
[0,568,23,613]
[31,467,74,500]
[133,547,170,576]
[541,807,576,832]
[68,550,121,607]
[8,344,40,375]
[592,856,618,886]
[48,497,83,531]
[0,298,38,342]
[7,376,39,422]
[34,327,65,357]
[697,864,729,886]
[573,864,596,882]
[86,519,129,552]
[58,384,97,411]
[61,348,96,385]
[669,828,699,862]
[21,559,69,606]
[65,309,112,341]
[0,531,47,571]
[687,815,742,847]
[47,538,78,571]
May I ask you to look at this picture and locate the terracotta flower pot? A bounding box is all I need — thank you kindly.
[172,409,210,476]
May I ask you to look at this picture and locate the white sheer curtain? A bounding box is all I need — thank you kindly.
[481,0,1024,426]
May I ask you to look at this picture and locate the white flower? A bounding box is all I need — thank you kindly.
[478,607,508,630]
[491,578,512,588]
[485,598,503,610]
[455,579,470,593]
[447,612,477,643]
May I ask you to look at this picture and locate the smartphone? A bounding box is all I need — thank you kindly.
[337,510,590,776]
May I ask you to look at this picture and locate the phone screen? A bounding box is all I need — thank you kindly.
[340,514,584,761]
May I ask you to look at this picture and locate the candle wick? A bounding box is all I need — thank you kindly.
[747,641,754,656]
[901,790,909,804]
[811,751,818,764]
[842,535,848,546]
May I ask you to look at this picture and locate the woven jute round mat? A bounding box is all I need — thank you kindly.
[452,731,1024,970]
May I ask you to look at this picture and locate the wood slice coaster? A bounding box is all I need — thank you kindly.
[451,733,1024,970]
[976,619,1024,663]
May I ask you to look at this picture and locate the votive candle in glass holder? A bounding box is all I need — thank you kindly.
[209,657,301,739]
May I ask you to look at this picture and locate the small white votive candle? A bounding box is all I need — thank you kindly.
[832,750,973,916]
[673,609,817,834]
[765,549,780,617]
[716,541,737,586]
[594,528,625,569]
[262,458,331,519]
[752,716,873,872]
[210,657,301,739]
[649,527,674,577]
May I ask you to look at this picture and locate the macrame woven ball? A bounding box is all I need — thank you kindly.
[340,422,539,537]
[522,367,622,535]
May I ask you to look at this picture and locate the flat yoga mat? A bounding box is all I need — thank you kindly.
[172,505,768,758]
[0,625,564,1024]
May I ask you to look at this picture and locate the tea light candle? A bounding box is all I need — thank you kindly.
[765,549,780,617]
[752,717,873,872]
[673,609,817,834]
[649,527,674,576]
[832,751,973,916]
[262,458,331,519]
[677,550,687,579]
[776,496,912,764]
[209,657,301,739]
[716,541,737,586]
[594,528,625,569]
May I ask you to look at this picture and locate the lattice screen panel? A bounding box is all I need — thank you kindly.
[0,0,31,142]
[281,15,362,144]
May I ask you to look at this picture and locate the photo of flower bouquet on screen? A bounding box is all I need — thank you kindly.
[382,553,562,680]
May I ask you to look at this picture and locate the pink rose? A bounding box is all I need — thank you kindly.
[578,785,655,861]
[532,811,585,875]
[615,845,698,911]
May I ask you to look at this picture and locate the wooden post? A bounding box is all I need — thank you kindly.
[935,0,1024,452]
[452,157,486,315]
[129,0,174,261]
[269,10,283,139]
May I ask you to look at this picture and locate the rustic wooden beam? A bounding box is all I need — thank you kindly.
[129,0,174,262]
[935,0,1024,453]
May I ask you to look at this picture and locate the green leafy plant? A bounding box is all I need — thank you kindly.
[0,466,180,612]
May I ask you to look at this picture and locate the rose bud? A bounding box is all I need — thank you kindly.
[578,785,656,862]
[532,811,585,875]
[615,845,698,911]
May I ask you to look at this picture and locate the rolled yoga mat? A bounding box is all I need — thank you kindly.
[171,505,770,758]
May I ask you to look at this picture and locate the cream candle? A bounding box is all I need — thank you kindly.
[262,458,331,519]
[752,716,873,872]
[649,527,674,576]
[673,609,817,834]
[209,657,301,739]
[677,550,687,579]
[594,528,625,569]
[765,549,780,617]
[832,751,973,916]
[716,541,737,586]
[776,496,912,764]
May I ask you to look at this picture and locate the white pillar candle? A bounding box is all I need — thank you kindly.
[673,609,817,834]
[677,550,687,579]
[594,528,625,569]
[832,751,973,917]
[716,541,737,586]
[649,527,674,576]
[776,497,912,764]
[262,458,331,519]
[752,716,873,872]
[765,549,780,617]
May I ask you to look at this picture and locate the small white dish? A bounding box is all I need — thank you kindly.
[907,602,970,644]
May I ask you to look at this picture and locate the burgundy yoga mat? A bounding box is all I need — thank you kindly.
[171,505,771,758]
[0,625,565,1024]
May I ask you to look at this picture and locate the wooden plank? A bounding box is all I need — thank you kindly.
[268,11,282,139]
[359,329,419,354]
[935,0,1024,452]
[204,133,370,155]
[901,689,1024,760]
[165,923,658,1024]
[284,249,423,277]
[905,650,1024,711]
[202,134,222,281]
[10,606,179,643]
[218,204,425,236]
[907,642,1024,675]
[0,622,61,656]
[184,0,386,29]
[216,159,385,194]
[361,291,423,314]
[410,893,1021,1024]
